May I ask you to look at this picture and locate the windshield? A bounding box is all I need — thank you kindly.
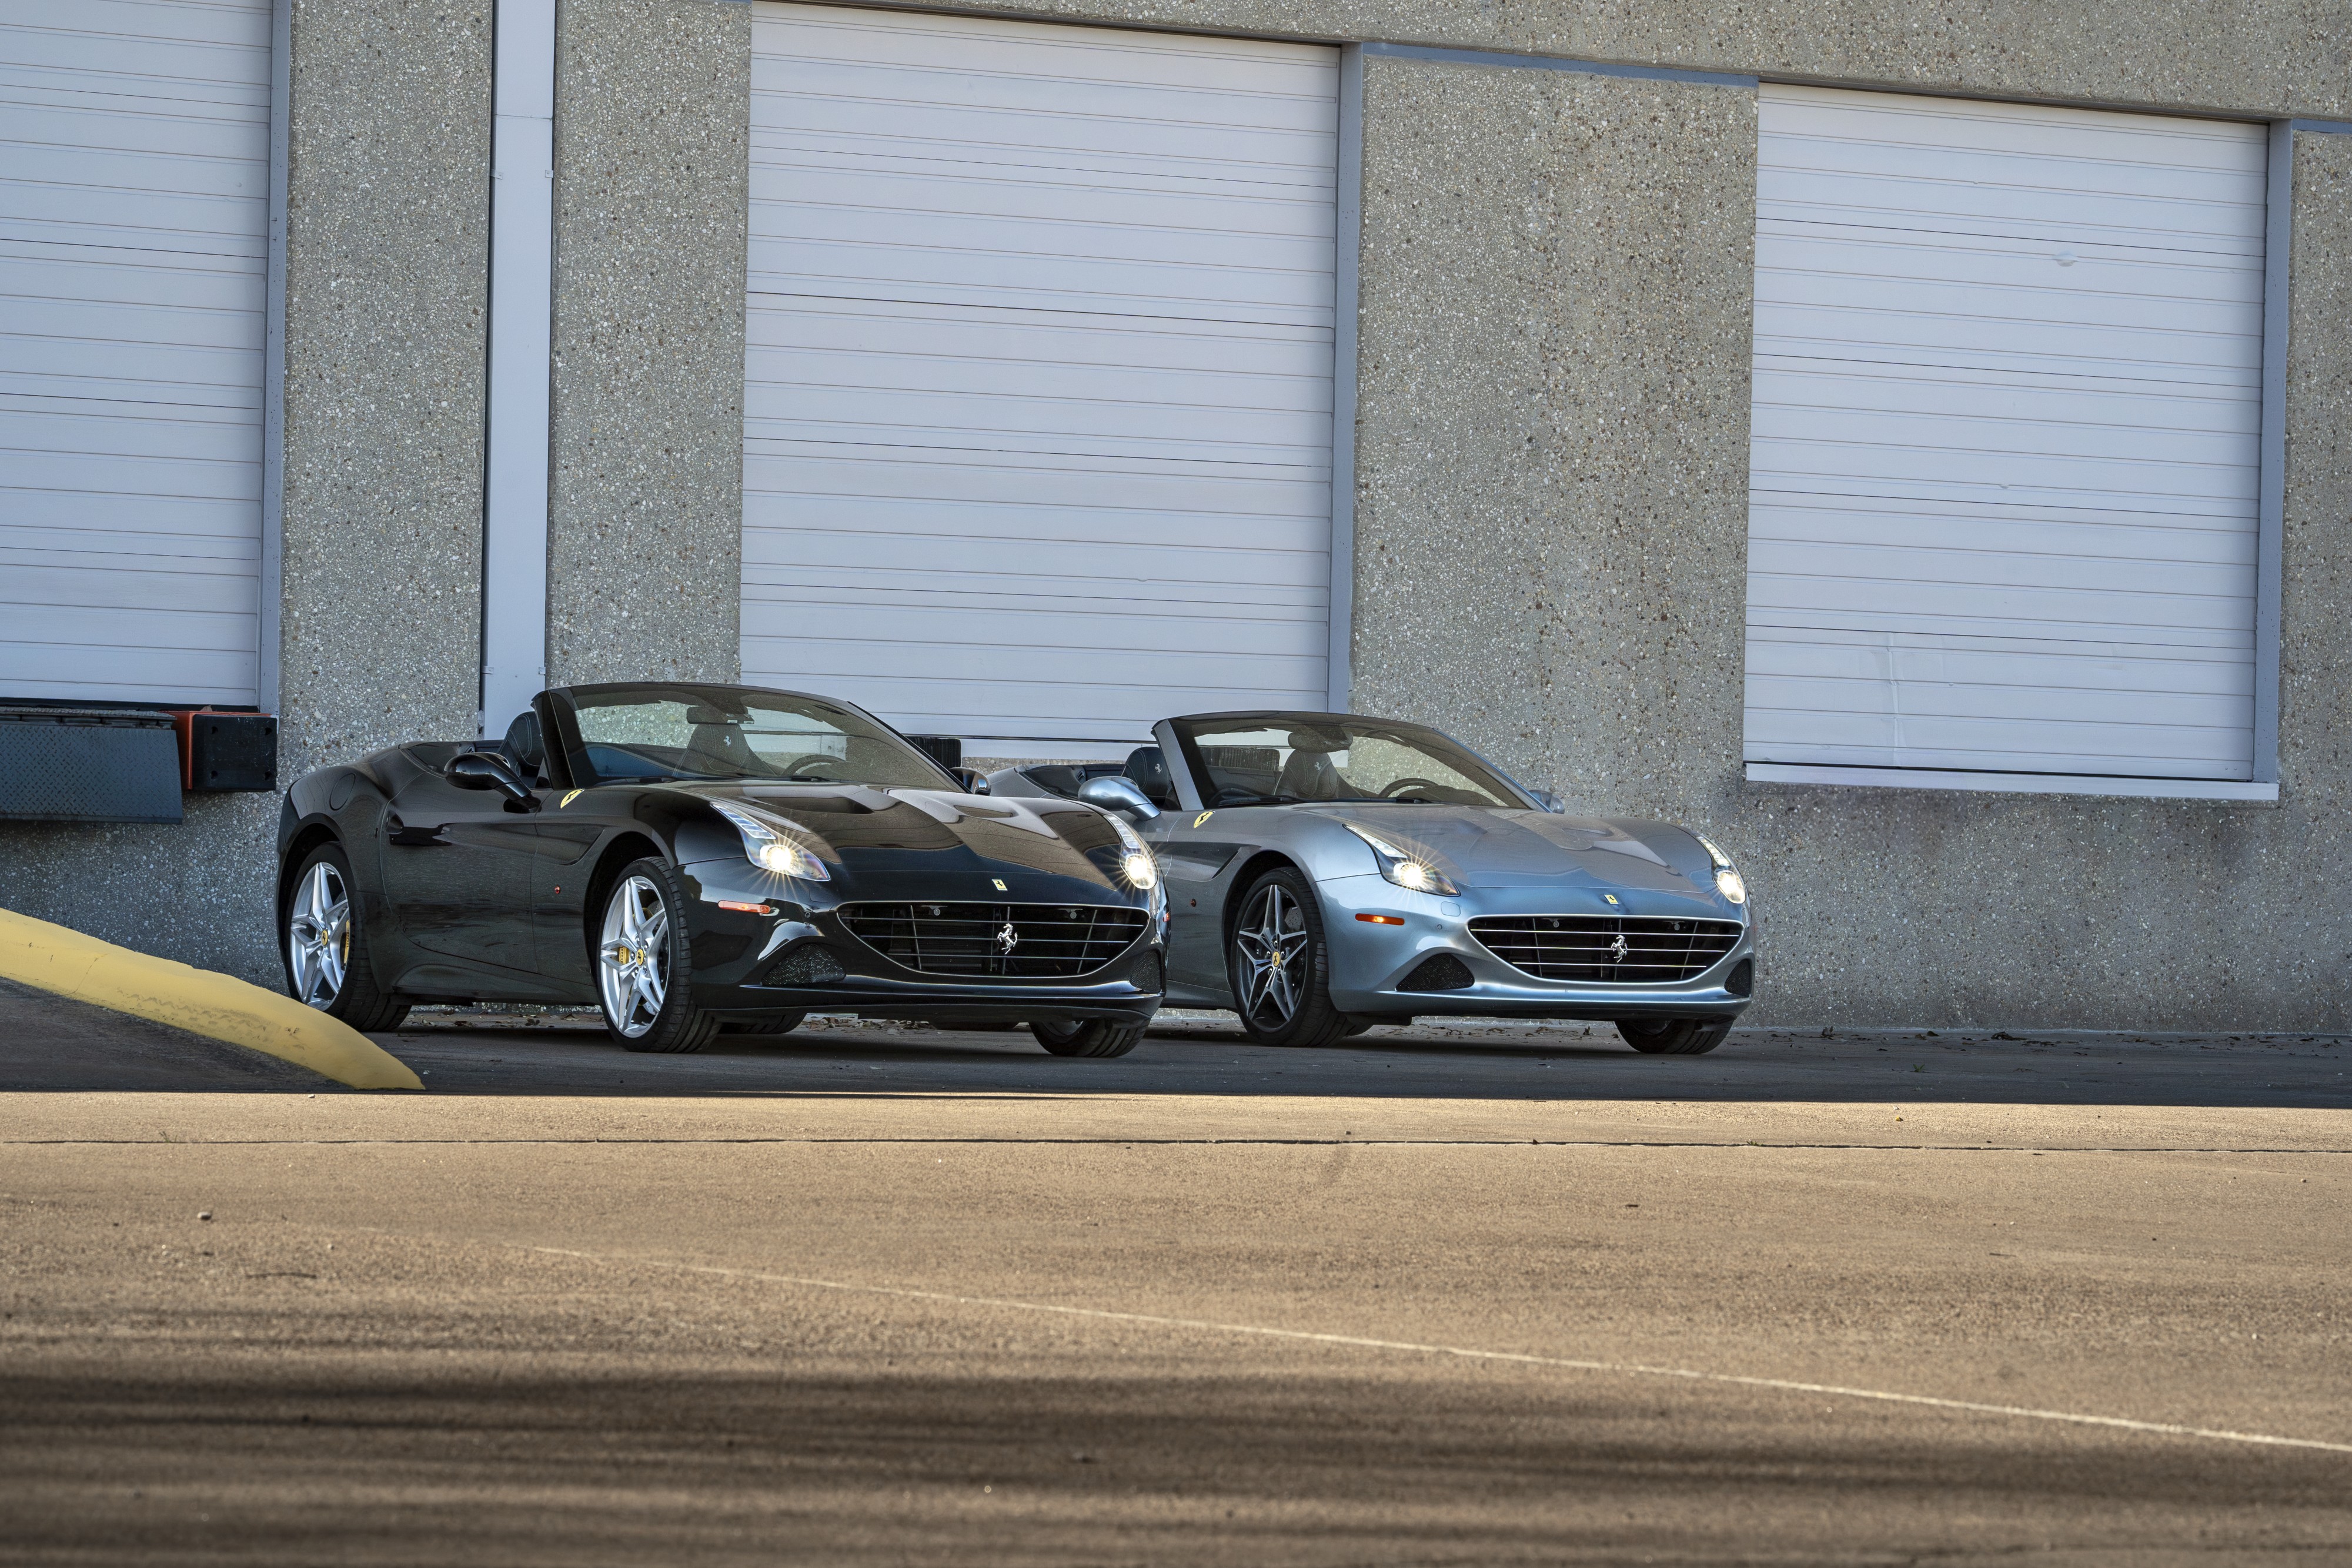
[557,684,951,788]
[1169,714,1528,808]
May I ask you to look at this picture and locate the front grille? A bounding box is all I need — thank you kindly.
[1469,915,1742,984]
[838,902,1148,979]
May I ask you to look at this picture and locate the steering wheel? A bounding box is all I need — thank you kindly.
[771,752,849,781]
[1378,777,1444,800]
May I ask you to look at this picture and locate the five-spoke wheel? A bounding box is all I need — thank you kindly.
[1227,868,1351,1047]
[596,859,719,1053]
[279,842,407,1031]
[286,858,349,1010]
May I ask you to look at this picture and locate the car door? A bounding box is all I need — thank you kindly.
[1141,807,1254,1001]
[376,760,542,986]
[527,785,610,995]
[1127,736,1239,1001]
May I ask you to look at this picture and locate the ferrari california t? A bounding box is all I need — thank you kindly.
[988,711,1753,1055]
[276,683,1167,1057]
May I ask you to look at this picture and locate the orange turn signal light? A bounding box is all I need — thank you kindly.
[1355,912,1405,925]
[716,901,775,915]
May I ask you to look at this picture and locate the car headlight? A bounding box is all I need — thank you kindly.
[712,800,830,882]
[1105,810,1158,891]
[1344,821,1458,897]
[1693,832,1746,905]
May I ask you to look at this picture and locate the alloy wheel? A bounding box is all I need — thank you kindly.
[285,861,350,1009]
[598,875,670,1038]
[1232,882,1309,1030]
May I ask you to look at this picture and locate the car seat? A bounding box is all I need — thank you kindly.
[501,710,547,784]
[690,725,764,772]
[1272,747,1342,801]
[1122,745,1177,808]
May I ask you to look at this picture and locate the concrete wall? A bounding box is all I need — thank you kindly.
[0,0,492,984]
[933,0,2351,121]
[1348,57,1756,847]
[546,0,749,689]
[1351,69,2352,1029]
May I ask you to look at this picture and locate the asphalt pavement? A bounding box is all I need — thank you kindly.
[3,989,2348,1563]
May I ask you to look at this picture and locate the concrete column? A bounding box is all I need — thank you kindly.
[545,0,749,690]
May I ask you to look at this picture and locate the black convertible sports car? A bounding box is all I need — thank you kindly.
[275,682,1167,1056]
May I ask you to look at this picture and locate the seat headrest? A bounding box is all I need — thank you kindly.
[502,710,545,777]
[1122,745,1177,807]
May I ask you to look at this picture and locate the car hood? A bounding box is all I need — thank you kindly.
[1304,804,1709,897]
[671,782,1135,900]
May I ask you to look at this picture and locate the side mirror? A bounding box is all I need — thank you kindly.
[1530,789,1565,814]
[1078,774,1160,821]
[953,768,991,795]
[448,750,537,809]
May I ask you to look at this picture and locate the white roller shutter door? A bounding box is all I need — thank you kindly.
[1746,86,2269,783]
[745,4,1338,753]
[0,0,272,707]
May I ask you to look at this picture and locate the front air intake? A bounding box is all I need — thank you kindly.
[763,944,847,987]
[1398,952,1475,992]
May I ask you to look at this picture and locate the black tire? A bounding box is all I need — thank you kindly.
[1340,1017,1383,1038]
[280,841,410,1032]
[723,1012,808,1036]
[1617,1017,1732,1056]
[594,857,720,1054]
[1031,1019,1144,1058]
[1226,868,1350,1048]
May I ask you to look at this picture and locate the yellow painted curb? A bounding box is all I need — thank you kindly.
[0,908,423,1091]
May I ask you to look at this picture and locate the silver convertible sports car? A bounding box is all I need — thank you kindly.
[988,712,1755,1054]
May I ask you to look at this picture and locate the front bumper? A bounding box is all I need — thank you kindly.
[1315,872,1755,1022]
[677,864,1167,1027]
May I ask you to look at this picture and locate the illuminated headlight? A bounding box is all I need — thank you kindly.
[712,800,830,882]
[1694,833,1746,906]
[1344,821,1458,897]
[1106,811,1159,891]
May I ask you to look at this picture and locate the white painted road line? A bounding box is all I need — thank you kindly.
[534,1246,2352,1458]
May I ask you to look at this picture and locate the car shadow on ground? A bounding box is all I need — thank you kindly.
[362,1009,2351,1109]
[4,978,2344,1106]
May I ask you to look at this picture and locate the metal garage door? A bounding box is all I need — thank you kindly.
[1745,86,2269,783]
[744,4,1339,755]
[0,0,273,707]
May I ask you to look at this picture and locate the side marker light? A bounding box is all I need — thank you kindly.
[716,901,775,915]
[1356,913,1405,925]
